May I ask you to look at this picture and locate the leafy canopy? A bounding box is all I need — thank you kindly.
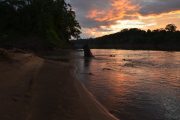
[165,24,177,32]
[0,0,81,48]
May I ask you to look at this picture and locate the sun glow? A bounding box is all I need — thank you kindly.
[83,10,180,37]
[77,0,180,38]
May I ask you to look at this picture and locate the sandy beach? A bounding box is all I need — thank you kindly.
[0,50,118,120]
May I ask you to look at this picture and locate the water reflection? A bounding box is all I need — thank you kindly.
[84,58,92,68]
[75,50,180,120]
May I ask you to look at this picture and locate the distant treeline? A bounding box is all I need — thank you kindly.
[72,24,180,51]
[0,0,81,51]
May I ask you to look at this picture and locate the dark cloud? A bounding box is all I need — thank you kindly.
[79,18,112,28]
[69,0,111,28]
[135,0,180,15]
[69,0,138,28]
[70,0,110,11]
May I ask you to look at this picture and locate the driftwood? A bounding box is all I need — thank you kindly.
[83,44,93,57]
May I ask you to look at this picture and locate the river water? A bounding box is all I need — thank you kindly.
[73,49,180,120]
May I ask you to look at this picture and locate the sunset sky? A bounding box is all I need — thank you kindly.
[69,0,180,38]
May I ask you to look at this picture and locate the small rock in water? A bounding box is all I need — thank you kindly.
[81,72,94,75]
[124,63,134,67]
[110,55,115,57]
[103,68,112,70]
[88,73,94,75]
[123,59,132,61]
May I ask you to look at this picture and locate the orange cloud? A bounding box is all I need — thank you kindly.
[86,0,139,22]
[83,0,180,38]
[83,10,180,37]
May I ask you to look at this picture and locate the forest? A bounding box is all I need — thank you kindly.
[0,0,81,50]
[72,24,180,51]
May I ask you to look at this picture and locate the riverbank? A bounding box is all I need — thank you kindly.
[0,49,118,120]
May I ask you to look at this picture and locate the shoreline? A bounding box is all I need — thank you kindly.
[0,49,119,120]
[72,67,119,120]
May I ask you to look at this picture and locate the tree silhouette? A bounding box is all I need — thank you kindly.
[165,24,177,32]
[72,24,180,51]
[0,0,81,49]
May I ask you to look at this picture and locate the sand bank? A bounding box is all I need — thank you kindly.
[0,50,119,120]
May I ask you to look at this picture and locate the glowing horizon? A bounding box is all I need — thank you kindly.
[69,0,180,38]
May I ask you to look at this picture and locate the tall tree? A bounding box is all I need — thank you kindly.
[0,0,81,49]
[165,24,177,32]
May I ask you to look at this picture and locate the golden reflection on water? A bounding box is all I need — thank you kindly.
[77,49,180,120]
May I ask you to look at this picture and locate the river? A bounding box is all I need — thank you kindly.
[73,49,180,120]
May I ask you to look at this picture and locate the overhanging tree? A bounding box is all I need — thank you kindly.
[0,0,81,49]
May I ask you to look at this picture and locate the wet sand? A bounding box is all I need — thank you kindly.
[0,51,118,120]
